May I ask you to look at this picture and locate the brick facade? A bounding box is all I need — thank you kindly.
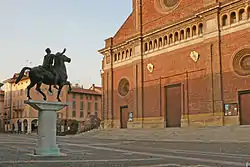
[99,0,250,128]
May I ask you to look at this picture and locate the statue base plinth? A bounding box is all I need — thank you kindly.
[24,100,67,157]
[34,147,61,156]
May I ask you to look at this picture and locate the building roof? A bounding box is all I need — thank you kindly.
[70,86,101,95]
[3,73,29,84]
[94,86,102,91]
[89,84,102,92]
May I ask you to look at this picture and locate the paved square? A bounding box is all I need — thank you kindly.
[0,133,249,167]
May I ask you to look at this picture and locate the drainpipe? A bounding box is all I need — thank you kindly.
[139,0,144,128]
[110,39,114,128]
[216,3,225,126]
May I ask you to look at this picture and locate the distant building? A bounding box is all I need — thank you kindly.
[67,84,102,121]
[3,73,102,133]
[0,89,4,132]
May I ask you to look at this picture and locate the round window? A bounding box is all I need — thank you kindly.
[118,78,130,97]
[155,0,180,14]
[233,48,250,76]
[163,0,178,7]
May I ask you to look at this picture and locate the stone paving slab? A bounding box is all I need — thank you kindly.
[77,126,250,143]
[1,133,249,167]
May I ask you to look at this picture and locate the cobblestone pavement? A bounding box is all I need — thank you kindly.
[0,132,249,167]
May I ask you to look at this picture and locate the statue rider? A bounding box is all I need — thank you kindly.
[42,48,59,92]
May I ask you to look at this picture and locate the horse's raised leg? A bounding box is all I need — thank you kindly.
[36,82,47,101]
[57,84,63,102]
[27,82,36,100]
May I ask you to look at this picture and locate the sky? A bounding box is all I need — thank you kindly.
[0,0,132,88]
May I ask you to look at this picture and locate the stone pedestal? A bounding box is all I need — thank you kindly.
[24,100,67,156]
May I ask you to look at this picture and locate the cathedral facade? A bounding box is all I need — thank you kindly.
[99,0,250,128]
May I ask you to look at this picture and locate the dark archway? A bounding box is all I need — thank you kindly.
[31,119,38,133]
[23,119,28,133]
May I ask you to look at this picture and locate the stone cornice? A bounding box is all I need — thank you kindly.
[103,19,250,71]
[220,0,249,12]
[100,6,220,53]
[98,47,111,55]
[99,0,246,56]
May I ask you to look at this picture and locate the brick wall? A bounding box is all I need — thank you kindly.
[100,0,250,128]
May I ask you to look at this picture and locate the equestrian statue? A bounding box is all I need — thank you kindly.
[15,48,72,102]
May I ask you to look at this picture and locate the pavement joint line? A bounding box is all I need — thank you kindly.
[89,137,250,144]
[129,164,182,167]
[58,140,250,159]
[2,139,249,160]
[140,147,250,158]
[2,135,36,141]
[1,142,91,155]
[3,134,250,144]
[0,158,163,164]
[64,143,245,166]
[59,147,94,155]
[87,141,135,146]
[0,141,35,144]
[129,164,214,167]
[3,144,34,154]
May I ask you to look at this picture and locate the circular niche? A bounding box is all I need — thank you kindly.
[163,0,178,7]
[118,78,130,97]
[155,0,180,13]
[233,48,250,76]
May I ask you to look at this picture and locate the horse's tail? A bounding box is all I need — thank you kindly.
[15,67,32,84]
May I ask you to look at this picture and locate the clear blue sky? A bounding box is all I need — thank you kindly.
[0,0,132,88]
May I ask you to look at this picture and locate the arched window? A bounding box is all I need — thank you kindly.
[169,34,173,44]
[198,23,203,35]
[149,41,153,50]
[174,32,179,42]
[180,30,184,40]
[192,25,197,36]
[126,50,129,58]
[154,39,158,49]
[222,15,228,26]
[239,9,245,21]
[230,12,236,24]
[130,48,132,57]
[114,54,117,61]
[118,53,121,60]
[186,28,190,39]
[159,37,163,47]
[144,43,148,52]
[164,36,168,45]
[122,51,125,59]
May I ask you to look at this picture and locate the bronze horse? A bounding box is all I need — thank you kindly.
[15,51,72,102]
